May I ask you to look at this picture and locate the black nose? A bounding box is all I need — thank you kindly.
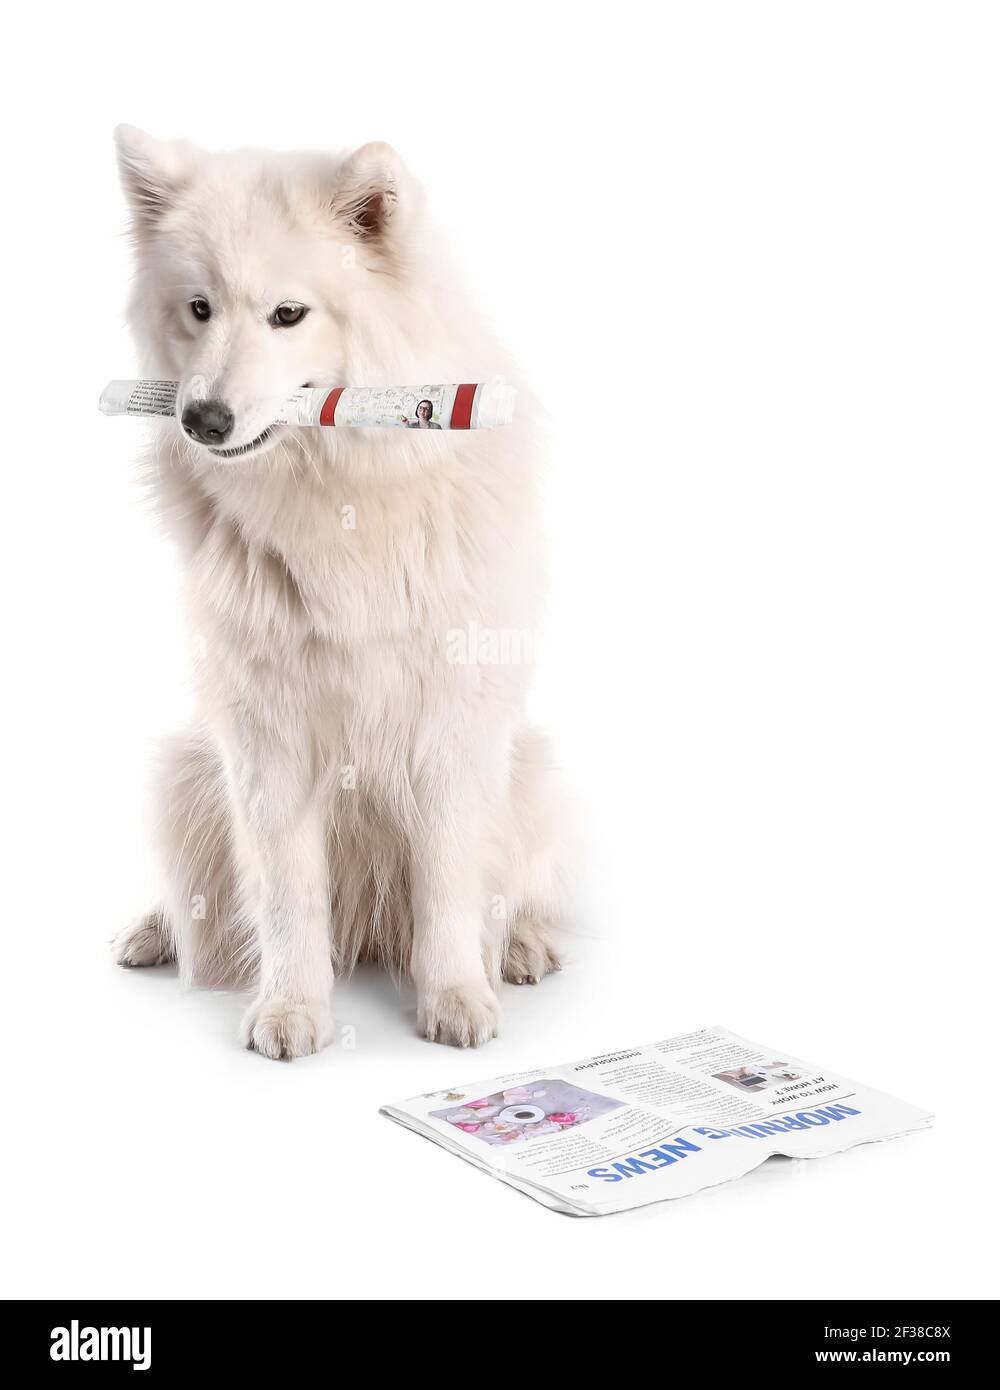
[181,399,234,446]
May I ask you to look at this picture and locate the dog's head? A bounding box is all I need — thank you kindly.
[115,126,427,462]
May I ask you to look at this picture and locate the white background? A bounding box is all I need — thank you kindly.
[3,1,998,1301]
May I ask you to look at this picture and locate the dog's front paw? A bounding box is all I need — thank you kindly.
[240,996,331,1061]
[419,979,501,1048]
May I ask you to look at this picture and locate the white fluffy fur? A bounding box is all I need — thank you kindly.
[111,128,572,1059]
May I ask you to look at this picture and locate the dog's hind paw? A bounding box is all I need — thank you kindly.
[502,916,562,985]
[113,911,173,968]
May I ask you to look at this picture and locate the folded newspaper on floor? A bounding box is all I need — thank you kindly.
[380,1025,932,1215]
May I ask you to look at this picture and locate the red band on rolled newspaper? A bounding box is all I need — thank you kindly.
[319,387,345,426]
[449,384,478,430]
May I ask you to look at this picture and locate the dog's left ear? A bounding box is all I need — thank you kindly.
[331,142,411,249]
[114,124,197,236]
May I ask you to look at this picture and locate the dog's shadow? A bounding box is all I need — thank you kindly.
[132,959,421,1058]
[117,956,563,1060]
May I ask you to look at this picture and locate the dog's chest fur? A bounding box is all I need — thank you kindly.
[152,431,541,776]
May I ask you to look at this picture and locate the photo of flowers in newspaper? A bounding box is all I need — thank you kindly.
[431,1080,625,1147]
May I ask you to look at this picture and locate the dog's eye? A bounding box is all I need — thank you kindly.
[271,303,308,328]
[189,298,211,322]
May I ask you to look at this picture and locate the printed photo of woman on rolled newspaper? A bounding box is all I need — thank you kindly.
[405,399,441,428]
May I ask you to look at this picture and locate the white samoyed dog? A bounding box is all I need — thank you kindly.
[110,128,572,1059]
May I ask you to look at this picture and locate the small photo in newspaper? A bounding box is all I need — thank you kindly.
[712,1061,807,1094]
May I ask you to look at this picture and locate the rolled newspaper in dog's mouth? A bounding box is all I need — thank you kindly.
[98,379,516,430]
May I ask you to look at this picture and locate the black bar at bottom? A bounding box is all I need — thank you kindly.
[2,1298,987,1375]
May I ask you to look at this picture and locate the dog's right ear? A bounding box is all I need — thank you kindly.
[114,125,196,236]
